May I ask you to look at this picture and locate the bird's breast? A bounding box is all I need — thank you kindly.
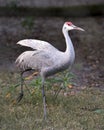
[43,58,73,77]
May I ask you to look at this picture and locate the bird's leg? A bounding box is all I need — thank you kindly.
[17,71,24,102]
[41,78,47,120]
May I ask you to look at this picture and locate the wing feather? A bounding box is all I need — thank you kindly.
[15,50,55,71]
[17,39,57,51]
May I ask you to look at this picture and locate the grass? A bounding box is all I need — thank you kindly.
[0,71,104,130]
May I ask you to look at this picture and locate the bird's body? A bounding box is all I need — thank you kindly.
[16,40,74,77]
[15,22,84,119]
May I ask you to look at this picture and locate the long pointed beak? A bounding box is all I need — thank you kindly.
[74,26,85,31]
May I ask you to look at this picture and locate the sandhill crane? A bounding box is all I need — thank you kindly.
[15,21,84,119]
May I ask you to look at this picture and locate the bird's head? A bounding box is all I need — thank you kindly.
[63,21,85,32]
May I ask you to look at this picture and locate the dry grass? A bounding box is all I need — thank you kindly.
[0,72,104,130]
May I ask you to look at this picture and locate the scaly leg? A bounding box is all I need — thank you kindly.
[41,77,47,120]
[17,70,38,102]
[17,72,24,102]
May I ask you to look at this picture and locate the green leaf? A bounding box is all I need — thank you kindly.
[94,109,104,114]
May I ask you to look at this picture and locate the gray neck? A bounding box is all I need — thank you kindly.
[43,28,75,78]
[62,28,75,64]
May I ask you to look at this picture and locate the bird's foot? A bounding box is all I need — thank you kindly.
[25,72,38,80]
[16,92,24,103]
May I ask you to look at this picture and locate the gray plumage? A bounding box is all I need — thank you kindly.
[15,21,84,119]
